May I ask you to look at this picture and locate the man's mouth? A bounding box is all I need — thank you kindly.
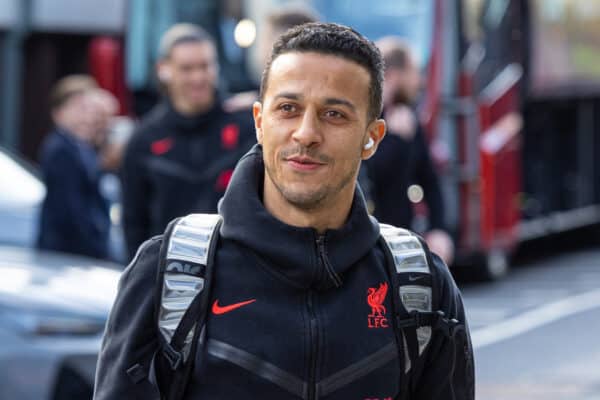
[285,155,326,171]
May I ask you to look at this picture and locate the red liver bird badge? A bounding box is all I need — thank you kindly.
[367,282,388,318]
[367,282,389,328]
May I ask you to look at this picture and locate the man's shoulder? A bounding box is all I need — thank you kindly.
[209,108,256,151]
[129,105,170,143]
[125,114,170,159]
[41,130,71,151]
[427,252,454,286]
[379,225,465,322]
[378,224,455,289]
[121,235,164,282]
[427,251,465,315]
[40,132,81,165]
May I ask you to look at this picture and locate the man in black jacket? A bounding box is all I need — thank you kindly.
[95,23,474,399]
[365,37,454,265]
[121,23,255,259]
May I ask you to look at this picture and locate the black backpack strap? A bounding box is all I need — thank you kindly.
[155,214,222,400]
[378,223,460,399]
[378,234,410,400]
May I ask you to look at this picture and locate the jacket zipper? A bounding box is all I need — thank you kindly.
[307,290,318,400]
[307,236,340,399]
[316,235,342,288]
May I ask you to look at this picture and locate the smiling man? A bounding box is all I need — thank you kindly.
[121,23,254,259]
[95,23,474,400]
[256,49,385,231]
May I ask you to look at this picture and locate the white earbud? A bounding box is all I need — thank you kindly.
[363,137,374,150]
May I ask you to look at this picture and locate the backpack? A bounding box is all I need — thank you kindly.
[152,214,462,400]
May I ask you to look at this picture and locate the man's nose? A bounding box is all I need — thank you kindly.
[191,68,208,82]
[292,109,322,147]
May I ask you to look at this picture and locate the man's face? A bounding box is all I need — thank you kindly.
[387,56,422,105]
[53,93,96,142]
[254,51,384,210]
[160,41,218,113]
[87,90,118,143]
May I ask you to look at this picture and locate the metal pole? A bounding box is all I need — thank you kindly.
[0,0,30,150]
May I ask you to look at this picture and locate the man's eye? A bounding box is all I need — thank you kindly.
[325,110,344,119]
[280,104,296,112]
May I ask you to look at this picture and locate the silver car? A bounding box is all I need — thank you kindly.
[0,147,121,399]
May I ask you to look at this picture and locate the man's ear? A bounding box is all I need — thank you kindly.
[156,62,172,83]
[361,119,386,160]
[253,101,263,144]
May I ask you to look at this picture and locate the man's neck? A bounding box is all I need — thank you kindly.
[56,124,90,144]
[262,177,355,234]
[171,98,213,117]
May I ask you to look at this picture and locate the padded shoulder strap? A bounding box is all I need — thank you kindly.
[158,214,222,364]
[379,223,433,375]
[379,223,461,400]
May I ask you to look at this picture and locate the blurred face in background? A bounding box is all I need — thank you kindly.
[158,41,218,115]
[384,53,422,106]
[87,89,119,146]
[52,93,96,143]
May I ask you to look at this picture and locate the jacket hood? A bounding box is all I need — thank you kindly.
[219,144,380,290]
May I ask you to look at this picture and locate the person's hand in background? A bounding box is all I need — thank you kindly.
[425,228,454,266]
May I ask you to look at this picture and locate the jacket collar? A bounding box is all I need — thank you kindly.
[219,144,380,290]
[163,96,224,133]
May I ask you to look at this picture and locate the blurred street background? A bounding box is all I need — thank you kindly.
[462,231,600,399]
[1,0,600,398]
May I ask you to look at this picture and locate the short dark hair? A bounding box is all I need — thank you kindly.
[49,75,98,112]
[158,23,214,59]
[260,22,384,121]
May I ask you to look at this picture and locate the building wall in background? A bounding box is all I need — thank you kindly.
[0,0,18,29]
[31,0,126,33]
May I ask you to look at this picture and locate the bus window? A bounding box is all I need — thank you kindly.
[462,0,486,45]
[529,0,600,98]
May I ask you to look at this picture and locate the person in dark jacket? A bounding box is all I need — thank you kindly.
[365,36,454,265]
[95,23,474,399]
[121,23,255,259]
[37,75,111,259]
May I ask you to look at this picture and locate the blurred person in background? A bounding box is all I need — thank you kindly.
[87,88,123,172]
[223,5,319,112]
[37,75,111,260]
[88,88,132,262]
[121,23,254,259]
[364,36,454,265]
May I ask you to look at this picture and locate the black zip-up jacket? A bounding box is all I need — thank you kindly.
[121,100,255,259]
[95,145,474,400]
[365,119,445,231]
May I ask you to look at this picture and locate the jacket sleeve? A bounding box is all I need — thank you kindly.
[412,254,475,400]
[93,237,162,400]
[413,126,446,231]
[121,135,152,260]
